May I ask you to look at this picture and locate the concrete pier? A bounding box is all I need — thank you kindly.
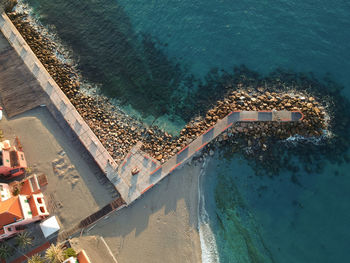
[0,11,303,206]
[116,110,303,204]
[0,12,130,200]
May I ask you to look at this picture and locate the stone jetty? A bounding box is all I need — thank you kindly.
[7,12,326,168]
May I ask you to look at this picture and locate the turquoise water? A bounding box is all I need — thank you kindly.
[21,0,350,262]
[204,155,350,262]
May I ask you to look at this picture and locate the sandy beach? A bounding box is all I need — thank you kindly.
[85,162,202,263]
[0,106,115,229]
[1,24,203,262]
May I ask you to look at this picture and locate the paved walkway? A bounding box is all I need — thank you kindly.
[0,11,304,206]
[0,12,129,195]
[57,197,125,242]
[115,110,303,204]
[0,32,49,117]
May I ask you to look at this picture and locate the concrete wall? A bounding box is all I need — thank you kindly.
[0,12,302,205]
[0,12,131,194]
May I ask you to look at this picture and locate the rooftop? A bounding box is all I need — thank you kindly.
[0,196,23,228]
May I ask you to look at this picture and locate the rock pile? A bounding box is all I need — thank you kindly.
[140,90,326,162]
[8,13,327,165]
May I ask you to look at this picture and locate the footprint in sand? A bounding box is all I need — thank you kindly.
[67,165,75,172]
[52,157,65,166]
[52,156,79,186]
[56,163,68,170]
[68,177,79,187]
[58,150,66,156]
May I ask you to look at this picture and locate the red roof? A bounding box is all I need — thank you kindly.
[19,176,40,195]
[0,196,23,228]
[77,250,92,263]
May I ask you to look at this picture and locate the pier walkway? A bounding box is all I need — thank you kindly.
[0,12,129,197]
[0,11,303,207]
[114,110,303,204]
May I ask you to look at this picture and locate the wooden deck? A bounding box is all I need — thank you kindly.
[57,197,126,242]
[0,33,49,117]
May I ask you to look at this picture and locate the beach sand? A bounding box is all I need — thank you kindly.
[85,162,202,263]
[70,236,119,263]
[0,106,115,229]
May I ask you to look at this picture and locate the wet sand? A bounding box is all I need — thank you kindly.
[85,163,202,263]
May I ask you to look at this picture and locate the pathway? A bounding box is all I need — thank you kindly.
[0,11,303,206]
[114,110,303,204]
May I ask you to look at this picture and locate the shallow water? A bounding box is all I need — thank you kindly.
[203,154,350,263]
[21,0,350,262]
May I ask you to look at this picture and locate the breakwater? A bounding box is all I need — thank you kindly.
[116,110,303,203]
[0,11,121,183]
[0,10,328,204]
[7,12,327,164]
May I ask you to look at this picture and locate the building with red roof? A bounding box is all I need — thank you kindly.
[0,174,49,240]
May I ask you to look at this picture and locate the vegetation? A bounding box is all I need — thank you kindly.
[12,186,20,195]
[63,247,77,259]
[0,242,14,260]
[15,231,33,249]
[27,254,45,263]
[45,243,64,263]
[25,245,76,263]
[25,166,32,175]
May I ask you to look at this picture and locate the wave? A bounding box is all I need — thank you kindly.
[197,158,220,263]
[285,129,331,145]
[14,0,107,98]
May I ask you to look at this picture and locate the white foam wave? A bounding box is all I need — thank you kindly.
[197,158,220,263]
[285,129,331,145]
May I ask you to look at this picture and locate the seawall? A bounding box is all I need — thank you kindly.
[0,11,131,200]
[0,11,319,207]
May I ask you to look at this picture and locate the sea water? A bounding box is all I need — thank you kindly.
[21,0,350,262]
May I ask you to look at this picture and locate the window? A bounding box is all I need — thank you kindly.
[40,207,45,213]
[24,199,29,203]
[28,211,32,215]
[37,198,42,204]
[8,227,12,231]
[0,185,3,191]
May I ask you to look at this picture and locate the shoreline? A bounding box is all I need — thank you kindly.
[198,157,220,263]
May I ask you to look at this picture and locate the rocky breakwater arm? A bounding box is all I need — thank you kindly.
[140,90,326,162]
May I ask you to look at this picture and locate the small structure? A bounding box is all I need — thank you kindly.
[131,167,140,176]
[63,250,92,263]
[0,139,27,178]
[77,250,93,263]
[40,216,60,239]
[0,174,49,240]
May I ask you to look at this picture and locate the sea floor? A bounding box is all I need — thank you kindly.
[202,153,350,263]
